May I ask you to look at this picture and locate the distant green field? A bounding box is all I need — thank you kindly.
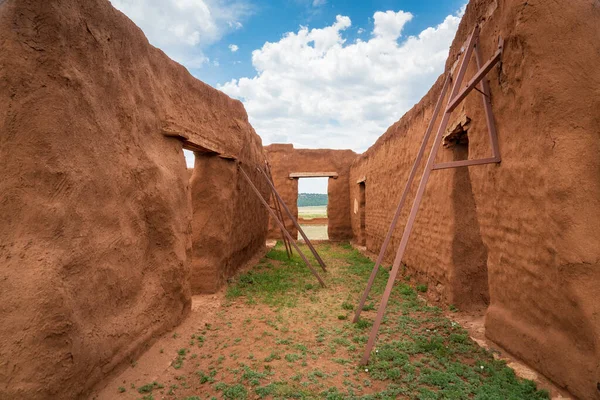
[297,193,328,207]
[298,205,327,219]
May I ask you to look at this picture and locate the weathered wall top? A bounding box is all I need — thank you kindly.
[0,0,263,161]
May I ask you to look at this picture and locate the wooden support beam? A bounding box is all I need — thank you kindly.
[289,172,338,179]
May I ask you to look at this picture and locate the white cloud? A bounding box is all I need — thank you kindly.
[229,44,239,52]
[110,0,249,67]
[219,9,463,152]
[357,28,365,34]
[372,10,412,40]
[312,0,327,6]
[228,21,244,29]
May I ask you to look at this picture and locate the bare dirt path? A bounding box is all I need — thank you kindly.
[297,225,328,241]
[91,243,551,400]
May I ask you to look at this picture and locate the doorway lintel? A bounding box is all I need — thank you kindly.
[289,172,338,179]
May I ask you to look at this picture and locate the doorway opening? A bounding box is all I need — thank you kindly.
[448,123,490,310]
[297,177,329,241]
[185,148,240,294]
[183,149,195,170]
[358,181,366,246]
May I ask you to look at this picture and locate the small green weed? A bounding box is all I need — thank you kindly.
[215,382,248,400]
[137,381,163,394]
[284,353,300,362]
[264,351,281,362]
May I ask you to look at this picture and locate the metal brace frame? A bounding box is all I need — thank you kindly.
[238,163,326,288]
[264,161,293,259]
[354,25,503,365]
[257,165,328,272]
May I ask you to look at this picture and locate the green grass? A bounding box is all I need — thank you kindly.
[225,242,547,398]
[264,351,281,362]
[196,369,216,384]
[137,381,163,394]
[128,242,549,400]
[226,247,321,307]
[255,381,312,398]
[172,348,188,369]
[214,382,248,399]
[416,284,428,293]
[285,353,301,362]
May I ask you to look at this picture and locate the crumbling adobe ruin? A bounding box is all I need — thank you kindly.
[264,144,357,241]
[347,1,600,399]
[1,0,598,399]
[0,0,268,398]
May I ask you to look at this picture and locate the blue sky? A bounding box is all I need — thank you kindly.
[111,0,465,193]
[190,0,465,87]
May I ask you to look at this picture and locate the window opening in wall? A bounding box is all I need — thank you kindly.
[183,149,195,170]
[297,177,329,241]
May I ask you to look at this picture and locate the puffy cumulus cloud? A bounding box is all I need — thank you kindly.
[219,9,463,152]
[229,44,239,52]
[110,0,249,67]
[372,10,413,40]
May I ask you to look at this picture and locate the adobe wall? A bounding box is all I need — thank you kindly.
[265,144,357,241]
[350,73,489,310]
[349,1,600,398]
[0,0,268,399]
[189,152,269,294]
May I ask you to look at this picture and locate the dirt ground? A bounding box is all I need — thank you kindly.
[90,243,553,400]
[297,206,328,240]
[298,225,329,241]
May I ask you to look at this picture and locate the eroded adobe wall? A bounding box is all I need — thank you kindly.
[350,1,600,398]
[350,73,490,311]
[350,75,488,308]
[0,0,267,398]
[189,152,269,294]
[265,144,357,241]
